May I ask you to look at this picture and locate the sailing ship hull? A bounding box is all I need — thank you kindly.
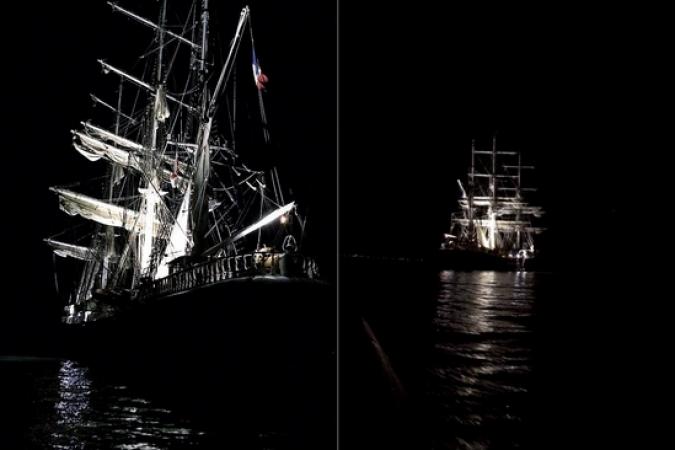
[57,276,336,440]
[437,248,537,271]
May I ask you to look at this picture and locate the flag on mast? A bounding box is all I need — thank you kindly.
[251,47,269,90]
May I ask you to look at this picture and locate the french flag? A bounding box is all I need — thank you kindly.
[251,47,268,91]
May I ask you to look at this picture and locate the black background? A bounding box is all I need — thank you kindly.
[0,0,672,448]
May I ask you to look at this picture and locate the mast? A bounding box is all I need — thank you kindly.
[137,0,168,278]
[257,175,264,248]
[488,136,497,250]
[101,81,124,288]
[191,5,250,255]
[516,151,522,200]
[516,151,522,249]
[200,0,209,75]
[468,139,475,243]
[189,0,211,256]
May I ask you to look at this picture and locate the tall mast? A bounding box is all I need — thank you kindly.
[257,175,264,248]
[138,0,168,277]
[157,0,167,85]
[515,151,522,249]
[208,7,250,116]
[468,139,476,243]
[189,0,212,256]
[200,0,209,76]
[486,136,497,250]
[191,6,250,255]
[491,135,497,204]
[101,81,124,288]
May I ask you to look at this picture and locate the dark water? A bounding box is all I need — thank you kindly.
[427,271,542,450]
[339,259,549,449]
[0,356,292,449]
[1,281,336,449]
[6,268,666,449]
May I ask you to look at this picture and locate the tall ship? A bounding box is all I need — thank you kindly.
[41,3,333,444]
[45,1,322,327]
[440,137,545,270]
[43,0,334,373]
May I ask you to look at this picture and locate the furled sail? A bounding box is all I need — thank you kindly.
[190,119,212,253]
[50,187,148,233]
[45,239,96,261]
[73,143,104,162]
[79,124,190,174]
[154,85,171,122]
[154,183,192,279]
[73,132,144,172]
[73,131,187,186]
[82,122,144,151]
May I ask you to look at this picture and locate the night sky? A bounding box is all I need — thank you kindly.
[340,2,673,265]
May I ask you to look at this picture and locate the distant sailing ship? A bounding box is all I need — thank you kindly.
[45,1,322,328]
[440,137,545,270]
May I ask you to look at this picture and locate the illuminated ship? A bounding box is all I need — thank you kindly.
[45,2,322,329]
[440,137,545,270]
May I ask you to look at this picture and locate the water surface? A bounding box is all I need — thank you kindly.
[428,271,543,449]
[1,356,291,449]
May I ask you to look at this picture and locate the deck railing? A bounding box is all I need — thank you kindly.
[139,252,319,299]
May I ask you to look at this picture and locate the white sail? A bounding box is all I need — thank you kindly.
[73,142,104,162]
[45,239,96,261]
[138,181,163,274]
[190,118,212,251]
[74,132,144,172]
[155,183,192,279]
[82,122,144,151]
[154,86,171,122]
[50,187,152,233]
[74,132,186,186]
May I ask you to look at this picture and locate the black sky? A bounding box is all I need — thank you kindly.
[340,1,674,269]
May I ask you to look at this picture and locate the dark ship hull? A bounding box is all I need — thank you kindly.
[437,248,537,271]
[58,276,336,446]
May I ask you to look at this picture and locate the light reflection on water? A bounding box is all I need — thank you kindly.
[12,358,207,449]
[430,271,538,450]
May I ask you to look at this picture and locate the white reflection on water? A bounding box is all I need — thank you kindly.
[55,360,91,427]
[24,359,207,449]
[430,271,537,450]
